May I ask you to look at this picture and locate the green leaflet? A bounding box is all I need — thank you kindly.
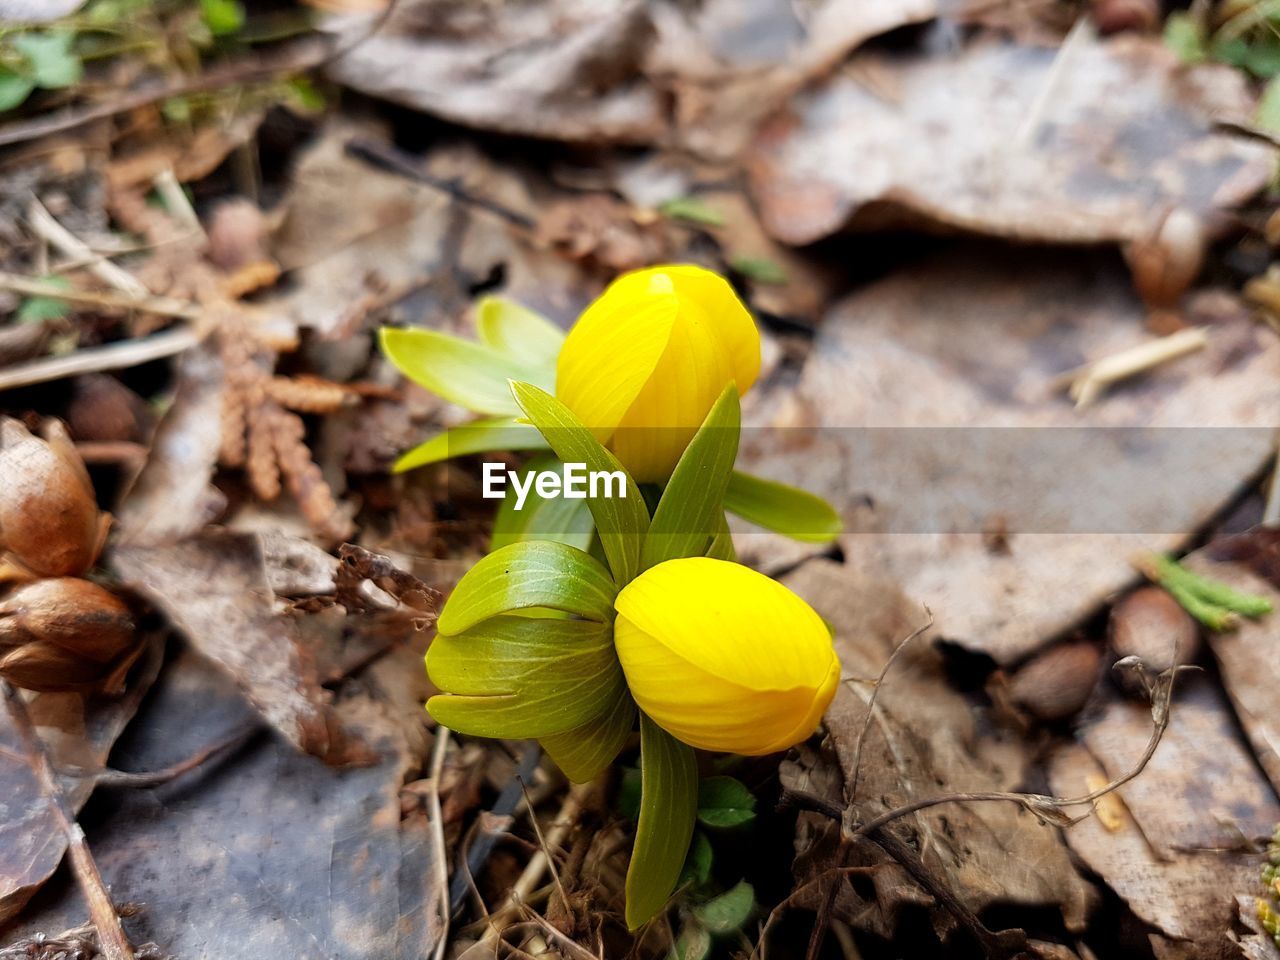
[510,381,650,586]
[426,617,623,739]
[476,296,565,367]
[724,471,842,544]
[490,455,595,553]
[14,33,82,90]
[626,714,698,930]
[392,418,548,473]
[541,692,637,784]
[641,386,740,571]
[437,540,616,635]
[692,881,755,935]
[380,327,553,416]
[696,776,756,828]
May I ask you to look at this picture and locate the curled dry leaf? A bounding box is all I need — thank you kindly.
[0,418,107,579]
[748,36,1270,246]
[112,531,371,765]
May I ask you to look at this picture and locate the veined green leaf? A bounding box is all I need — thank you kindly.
[626,714,698,930]
[724,471,842,544]
[541,692,636,783]
[437,540,616,635]
[706,513,736,561]
[380,327,553,416]
[511,381,649,586]
[476,296,565,367]
[692,881,755,935]
[392,418,548,472]
[641,386,739,571]
[426,617,623,739]
[491,455,595,552]
[696,776,756,829]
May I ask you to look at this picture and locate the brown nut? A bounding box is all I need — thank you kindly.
[1009,641,1102,721]
[0,578,138,693]
[1124,208,1206,310]
[1109,586,1199,690]
[0,418,105,577]
[1091,0,1159,33]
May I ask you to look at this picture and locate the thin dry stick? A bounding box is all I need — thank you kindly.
[0,272,201,318]
[519,779,571,920]
[1016,16,1093,148]
[1264,444,1280,527]
[70,721,260,790]
[846,607,933,804]
[0,327,201,392]
[480,782,593,950]
[26,198,149,298]
[153,169,204,236]
[1,681,136,960]
[1052,327,1208,408]
[427,727,453,960]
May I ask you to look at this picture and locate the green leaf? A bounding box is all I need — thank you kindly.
[705,512,736,561]
[427,616,624,738]
[1260,76,1280,132]
[200,0,246,36]
[437,540,616,635]
[691,881,755,935]
[724,471,842,544]
[511,381,649,586]
[679,830,713,890]
[392,418,548,472]
[541,692,636,783]
[491,455,595,553]
[667,924,711,960]
[626,714,698,930]
[697,776,756,829]
[0,67,35,112]
[15,277,71,324]
[476,296,565,367]
[380,327,553,416]
[641,385,739,571]
[659,196,725,227]
[1163,12,1206,64]
[730,255,787,286]
[14,33,82,90]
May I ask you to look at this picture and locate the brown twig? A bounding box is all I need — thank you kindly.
[1,680,136,960]
[0,327,201,392]
[427,727,452,960]
[0,271,201,318]
[61,721,260,789]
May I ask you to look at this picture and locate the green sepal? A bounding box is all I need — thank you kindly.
[380,327,553,416]
[626,714,698,930]
[641,386,740,571]
[426,616,623,739]
[724,471,842,544]
[510,381,649,586]
[392,418,548,472]
[541,692,637,783]
[437,540,616,635]
[705,513,736,561]
[490,455,595,553]
[476,296,565,366]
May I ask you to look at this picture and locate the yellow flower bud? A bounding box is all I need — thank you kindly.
[613,557,839,755]
[556,265,759,482]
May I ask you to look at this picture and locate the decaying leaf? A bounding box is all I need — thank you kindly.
[1049,678,1279,959]
[780,559,1094,938]
[112,531,370,765]
[7,645,440,959]
[748,35,1271,246]
[737,249,1280,664]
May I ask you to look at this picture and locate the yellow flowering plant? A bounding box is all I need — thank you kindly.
[379,264,841,546]
[425,379,840,929]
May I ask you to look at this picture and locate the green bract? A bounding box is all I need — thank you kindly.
[427,380,745,929]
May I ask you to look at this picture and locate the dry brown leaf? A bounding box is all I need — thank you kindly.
[737,249,1280,664]
[6,643,440,958]
[781,559,1094,938]
[112,530,370,765]
[1048,679,1279,959]
[748,35,1271,246]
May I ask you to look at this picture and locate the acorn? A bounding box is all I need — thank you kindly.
[1124,208,1205,310]
[1090,0,1159,33]
[0,418,107,577]
[1008,641,1102,721]
[0,578,138,693]
[1109,586,1199,691]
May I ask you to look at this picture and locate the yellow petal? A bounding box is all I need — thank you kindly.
[556,270,679,442]
[613,557,838,754]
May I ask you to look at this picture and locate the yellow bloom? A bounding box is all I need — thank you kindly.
[556,265,759,482]
[613,557,839,755]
